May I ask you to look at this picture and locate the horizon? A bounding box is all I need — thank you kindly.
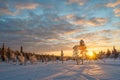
[0,0,120,56]
[0,43,119,57]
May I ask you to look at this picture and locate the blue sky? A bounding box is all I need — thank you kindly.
[0,0,120,56]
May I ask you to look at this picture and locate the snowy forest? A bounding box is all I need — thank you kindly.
[0,40,120,65]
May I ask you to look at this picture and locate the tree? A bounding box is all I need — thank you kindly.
[73,40,87,65]
[73,45,79,65]
[20,46,23,53]
[61,50,64,64]
[112,46,119,59]
[1,43,7,61]
[6,47,11,62]
[106,49,111,58]
[92,51,97,60]
[79,40,87,64]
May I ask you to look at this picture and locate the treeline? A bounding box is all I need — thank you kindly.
[0,43,71,65]
[0,43,120,65]
[85,46,120,61]
[98,46,120,59]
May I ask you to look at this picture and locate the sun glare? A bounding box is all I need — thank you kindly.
[87,51,94,57]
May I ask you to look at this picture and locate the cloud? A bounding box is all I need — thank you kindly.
[0,7,20,16]
[0,0,120,54]
[71,18,108,27]
[115,13,120,17]
[0,7,12,15]
[106,0,120,7]
[61,14,75,20]
[0,0,40,16]
[74,29,120,48]
[0,12,80,53]
[15,3,39,10]
[114,7,120,17]
[114,8,120,14]
[0,0,14,15]
[106,0,120,17]
[56,14,108,27]
[66,0,87,6]
[63,29,80,35]
[113,22,120,28]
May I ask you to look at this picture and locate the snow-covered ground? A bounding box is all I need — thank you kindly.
[0,59,120,80]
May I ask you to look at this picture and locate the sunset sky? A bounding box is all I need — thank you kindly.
[0,0,120,56]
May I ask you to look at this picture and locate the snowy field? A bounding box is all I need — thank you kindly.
[0,59,120,80]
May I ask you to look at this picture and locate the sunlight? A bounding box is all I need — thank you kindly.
[86,51,95,59]
[83,65,105,78]
[87,51,94,57]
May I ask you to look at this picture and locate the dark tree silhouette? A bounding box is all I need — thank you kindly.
[1,43,6,61]
[61,50,64,64]
[112,46,119,59]
[92,51,97,60]
[20,46,23,53]
[6,47,11,62]
[106,49,111,58]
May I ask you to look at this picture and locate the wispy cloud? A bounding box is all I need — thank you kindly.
[113,7,120,17]
[66,0,87,6]
[106,0,120,17]
[0,2,39,16]
[0,7,12,15]
[71,18,108,27]
[0,0,120,55]
[106,0,120,8]
[15,3,39,10]
[74,29,120,49]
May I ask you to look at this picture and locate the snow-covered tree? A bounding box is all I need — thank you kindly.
[73,45,79,65]
[79,40,87,64]
[73,40,87,65]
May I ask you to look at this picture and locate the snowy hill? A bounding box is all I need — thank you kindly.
[0,59,120,80]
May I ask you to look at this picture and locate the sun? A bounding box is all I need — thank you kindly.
[86,51,94,57]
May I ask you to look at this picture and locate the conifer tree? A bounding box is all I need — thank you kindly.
[61,50,64,64]
[20,46,23,53]
[6,47,11,62]
[112,46,118,59]
[79,40,87,64]
[73,45,79,65]
[106,49,111,58]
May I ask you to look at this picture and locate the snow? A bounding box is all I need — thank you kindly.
[0,59,120,80]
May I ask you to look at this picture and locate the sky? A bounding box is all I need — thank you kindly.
[0,0,120,56]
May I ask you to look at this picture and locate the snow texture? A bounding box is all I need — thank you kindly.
[0,59,120,80]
